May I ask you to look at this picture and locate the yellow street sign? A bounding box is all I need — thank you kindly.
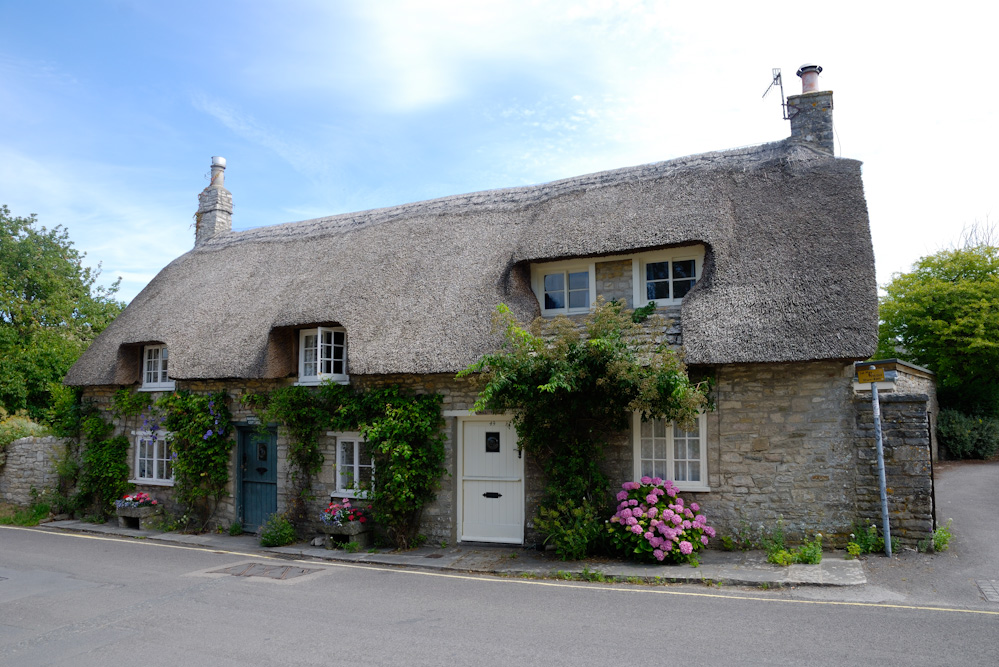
[858,368,885,384]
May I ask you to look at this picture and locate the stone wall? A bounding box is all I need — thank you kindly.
[76,361,935,548]
[678,360,861,543]
[854,393,934,545]
[599,360,934,547]
[0,436,69,506]
[81,375,485,542]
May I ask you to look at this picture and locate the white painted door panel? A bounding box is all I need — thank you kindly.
[460,419,524,544]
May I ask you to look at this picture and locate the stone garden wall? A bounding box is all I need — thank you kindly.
[854,393,934,544]
[0,436,69,506]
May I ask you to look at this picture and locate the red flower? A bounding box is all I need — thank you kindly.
[359,517,366,523]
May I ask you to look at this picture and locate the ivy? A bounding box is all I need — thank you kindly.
[76,408,130,518]
[246,383,447,548]
[110,388,152,419]
[361,394,446,548]
[157,391,233,531]
[459,298,709,558]
[244,385,327,524]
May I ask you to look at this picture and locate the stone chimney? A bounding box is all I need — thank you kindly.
[195,156,232,246]
[787,64,834,154]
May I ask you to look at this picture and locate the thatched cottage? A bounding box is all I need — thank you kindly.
[64,68,937,545]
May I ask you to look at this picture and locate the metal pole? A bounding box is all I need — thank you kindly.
[870,370,892,557]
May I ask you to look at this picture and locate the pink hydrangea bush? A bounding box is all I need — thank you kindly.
[607,477,715,565]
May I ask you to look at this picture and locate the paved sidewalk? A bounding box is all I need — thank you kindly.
[41,518,865,588]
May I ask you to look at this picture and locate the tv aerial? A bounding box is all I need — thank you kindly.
[762,68,789,120]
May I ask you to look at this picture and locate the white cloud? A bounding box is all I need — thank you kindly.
[0,147,191,303]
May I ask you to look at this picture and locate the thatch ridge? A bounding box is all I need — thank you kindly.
[65,139,877,386]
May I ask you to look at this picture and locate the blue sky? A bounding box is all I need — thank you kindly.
[1,1,995,303]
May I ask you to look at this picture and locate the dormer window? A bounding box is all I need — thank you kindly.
[140,344,175,391]
[632,246,704,308]
[298,327,348,385]
[530,261,596,316]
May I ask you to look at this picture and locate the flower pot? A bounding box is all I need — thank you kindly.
[320,521,372,549]
[115,505,161,530]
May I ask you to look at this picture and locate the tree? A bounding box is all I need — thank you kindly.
[877,241,999,417]
[459,299,708,558]
[0,205,125,419]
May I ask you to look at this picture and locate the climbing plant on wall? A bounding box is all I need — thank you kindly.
[245,383,446,548]
[157,391,232,531]
[459,298,710,559]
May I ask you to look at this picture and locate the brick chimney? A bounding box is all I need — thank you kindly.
[787,64,834,154]
[195,156,232,246]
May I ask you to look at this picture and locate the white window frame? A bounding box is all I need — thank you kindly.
[631,246,705,308]
[297,326,349,385]
[129,430,174,486]
[328,431,373,498]
[632,412,709,492]
[140,344,175,391]
[530,260,597,316]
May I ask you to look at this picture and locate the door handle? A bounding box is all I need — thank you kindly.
[256,467,267,475]
[482,492,502,499]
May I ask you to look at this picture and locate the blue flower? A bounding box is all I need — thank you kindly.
[203,429,213,440]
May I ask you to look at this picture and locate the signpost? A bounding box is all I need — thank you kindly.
[864,365,892,557]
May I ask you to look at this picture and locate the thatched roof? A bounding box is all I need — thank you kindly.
[65,139,877,386]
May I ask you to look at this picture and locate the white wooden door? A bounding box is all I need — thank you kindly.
[460,418,524,544]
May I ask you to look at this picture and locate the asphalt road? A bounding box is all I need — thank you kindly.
[2,526,997,666]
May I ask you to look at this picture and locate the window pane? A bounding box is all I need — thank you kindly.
[544,273,564,292]
[654,419,666,438]
[334,330,345,346]
[672,259,695,280]
[544,292,565,310]
[647,281,670,300]
[641,461,654,478]
[646,261,669,281]
[688,440,700,459]
[674,440,686,460]
[358,465,373,489]
[674,461,688,481]
[567,271,588,290]
[673,279,695,299]
[640,420,653,437]
[340,441,355,466]
[688,461,701,482]
[568,290,588,309]
[333,360,344,374]
[641,438,653,459]
[360,443,372,466]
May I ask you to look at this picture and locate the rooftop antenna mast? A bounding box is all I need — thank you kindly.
[762,67,789,120]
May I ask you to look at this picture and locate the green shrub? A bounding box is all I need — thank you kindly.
[259,513,297,547]
[768,549,796,566]
[76,413,131,518]
[937,409,999,459]
[536,497,602,561]
[794,534,823,564]
[933,518,954,552]
[228,520,243,536]
[849,521,899,555]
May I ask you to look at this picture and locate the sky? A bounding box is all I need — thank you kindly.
[1,1,995,304]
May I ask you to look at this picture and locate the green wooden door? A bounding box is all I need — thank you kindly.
[238,427,277,532]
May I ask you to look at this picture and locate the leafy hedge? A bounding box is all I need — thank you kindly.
[937,409,999,459]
